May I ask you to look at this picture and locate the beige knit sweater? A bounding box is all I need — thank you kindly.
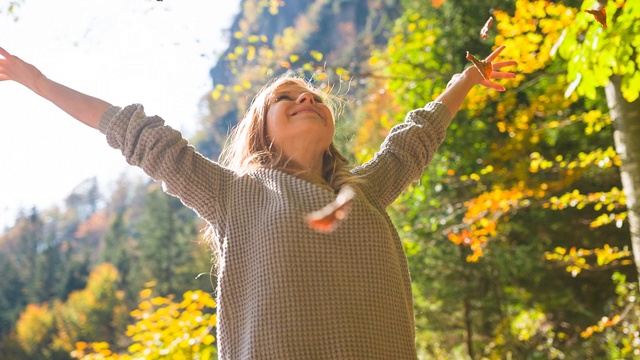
[99,101,452,360]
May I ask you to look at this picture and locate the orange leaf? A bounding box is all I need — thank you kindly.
[584,8,607,27]
[480,16,494,39]
[307,185,355,233]
[466,51,493,80]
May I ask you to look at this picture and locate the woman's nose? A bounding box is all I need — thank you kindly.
[297,92,315,104]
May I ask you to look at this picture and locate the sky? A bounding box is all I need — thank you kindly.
[0,0,241,231]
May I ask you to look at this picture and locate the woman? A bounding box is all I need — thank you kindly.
[0,46,516,359]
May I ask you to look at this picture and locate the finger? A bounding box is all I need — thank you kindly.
[490,71,516,79]
[485,45,505,62]
[0,47,10,59]
[479,78,506,91]
[486,82,506,91]
[492,60,517,69]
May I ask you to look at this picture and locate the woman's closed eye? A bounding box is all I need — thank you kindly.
[275,94,293,102]
[274,93,323,103]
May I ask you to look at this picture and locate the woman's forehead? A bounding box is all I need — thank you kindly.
[273,82,315,94]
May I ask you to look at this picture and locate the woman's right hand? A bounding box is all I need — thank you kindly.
[0,46,112,129]
[0,47,46,93]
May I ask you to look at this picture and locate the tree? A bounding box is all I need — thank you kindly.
[133,184,210,297]
[14,303,59,359]
[71,288,216,360]
[0,252,25,338]
[12,264,127,359]
[100,211,135,302]
[552,0,640,281]
[352,0,636,357]
[50,264,127,356]
[15,208,46,304]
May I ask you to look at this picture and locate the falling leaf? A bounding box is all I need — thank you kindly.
[584,7,607,27]
[466,52,493,80]
[431,0,446,8]
[307,185,356,233]
[480,16,494,39]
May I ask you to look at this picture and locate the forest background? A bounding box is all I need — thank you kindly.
[1,0,639,359]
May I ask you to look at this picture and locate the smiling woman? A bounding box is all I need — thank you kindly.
[265,81,336,181]
[0,29,516,357]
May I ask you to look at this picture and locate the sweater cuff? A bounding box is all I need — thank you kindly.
[98,105,122,134]
[423,101,453,125]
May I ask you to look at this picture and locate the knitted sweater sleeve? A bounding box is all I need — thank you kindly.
[98,104,233,224]
[353,102,453,208]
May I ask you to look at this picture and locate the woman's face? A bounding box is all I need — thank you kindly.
[265,82,335,155]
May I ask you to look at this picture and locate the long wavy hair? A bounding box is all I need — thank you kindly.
[218,74,357,189]
[205,74,360,270]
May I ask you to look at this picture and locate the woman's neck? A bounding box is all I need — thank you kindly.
[278,159,329,188]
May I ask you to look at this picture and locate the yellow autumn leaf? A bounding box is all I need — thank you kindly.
[310,50,323,61]
[139,288,153,299]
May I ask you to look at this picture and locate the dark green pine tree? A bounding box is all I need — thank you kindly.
[100,210,136,303]
[0,252,26,338]
[54,245,90,301]
[133,184,208,296]
[17,208,45,304]
[32,245,60,303]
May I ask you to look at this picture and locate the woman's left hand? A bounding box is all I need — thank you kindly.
[448,45,517,92]
[478,45,517,91]
[471,45,517,91]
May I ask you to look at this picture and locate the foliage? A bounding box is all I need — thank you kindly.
[71,288,217,360]
[553,0,640,102]
[132,183,211,297]
[14,303,56,358]
[0,0,23,20]
[357,0,639,358]
[579,272,640,357]
[12,264,127,360]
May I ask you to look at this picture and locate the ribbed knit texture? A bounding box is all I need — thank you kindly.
[99,102,452,359]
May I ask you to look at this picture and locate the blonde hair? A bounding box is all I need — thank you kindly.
[218,74,357,190]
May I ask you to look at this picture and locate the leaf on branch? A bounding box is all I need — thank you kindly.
[584,7,607,28]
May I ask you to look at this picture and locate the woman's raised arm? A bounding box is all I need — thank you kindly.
[0,47,111,129]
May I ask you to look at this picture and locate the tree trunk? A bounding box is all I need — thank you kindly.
[463,295,475,359]
[605,76,640,283]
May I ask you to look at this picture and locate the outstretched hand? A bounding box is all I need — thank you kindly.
[437,45,517,116]
[448,45,517,92]
[1,47,111,129]
[467,45,518,91]
[477,45,517,91]
[0,47,45,92]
